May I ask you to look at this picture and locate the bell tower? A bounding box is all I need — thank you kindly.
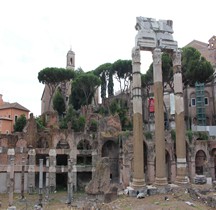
[66,49,75,70]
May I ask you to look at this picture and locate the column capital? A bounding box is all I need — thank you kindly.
[132,46,140,63]
[172,49,182,67]
[152,48,162,64]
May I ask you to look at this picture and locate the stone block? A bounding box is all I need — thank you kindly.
[7,206,16,210]
[147,186,157,195]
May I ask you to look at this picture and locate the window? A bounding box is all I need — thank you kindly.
[191,98,196,107]
[15,115,18,122]
[204,97,209,106]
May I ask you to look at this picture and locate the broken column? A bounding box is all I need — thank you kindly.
[49,149,56,192]
[67,158,73,204]
[172,49,188,184]
[21,157,25,200]
[131,46,145,188]
[153,48,167,186]
[38,159,43,206]
[45,156,49,201]
[28,148,36,194]
[8,157,14,207]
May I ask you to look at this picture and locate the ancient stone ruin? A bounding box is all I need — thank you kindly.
[1,17,216,209]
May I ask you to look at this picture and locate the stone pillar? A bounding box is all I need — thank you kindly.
[172,49,188,184]
[49,149,56,192]
[8,157,14,207]
[190,158,196,183]
[91,151,97,178]
[7,149,15,193]
[28,149,36,194]
[45,156,49,201]
[171,160,176,183]
[67,159,73,204]
[153,48,167,186]
[38,159,43,206]
[21,157,25,199]
[147,161,155,184]
[131,46,145,188]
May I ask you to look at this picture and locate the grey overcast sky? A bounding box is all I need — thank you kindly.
[0,0,215,116]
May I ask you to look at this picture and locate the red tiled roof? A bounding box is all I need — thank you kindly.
[0,102,30,112]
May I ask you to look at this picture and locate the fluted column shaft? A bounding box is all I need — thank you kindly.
[131,46,145,188]
[153,48,167,186]
[172,49,188,184]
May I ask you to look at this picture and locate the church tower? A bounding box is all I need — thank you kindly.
[66,49,75,70]
[62,49,75,107]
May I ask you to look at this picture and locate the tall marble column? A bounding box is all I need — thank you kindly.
[172,49,188,184]
[153,48,167,186]
[131,46,145,188]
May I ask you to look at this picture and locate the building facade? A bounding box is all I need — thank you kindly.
[0,94,29,134]
[41,49,75,114]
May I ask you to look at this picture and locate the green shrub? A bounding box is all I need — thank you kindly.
[89,119,98,132]
[14,114,27,132]
[35,116,45,130]
[194,131,209,140]
[186,130,193,143]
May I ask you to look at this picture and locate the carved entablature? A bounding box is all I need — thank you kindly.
[135,16,178,51]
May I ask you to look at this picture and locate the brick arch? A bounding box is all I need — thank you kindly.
[102,140,119,182]
[56,139,70,149]
[77,139,92,150]
[211,148,216,179]
[37,137,49,148]
[195,150,207,175]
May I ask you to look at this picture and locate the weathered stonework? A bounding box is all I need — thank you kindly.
[132,16,188,186]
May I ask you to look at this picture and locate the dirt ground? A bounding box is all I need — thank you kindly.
[0,185,216,210]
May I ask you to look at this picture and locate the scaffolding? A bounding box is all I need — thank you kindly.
[195,82,206,125]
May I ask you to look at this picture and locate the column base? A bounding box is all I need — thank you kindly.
[131,178,145,189]
[175,176,189,185]
[155,177,168,186]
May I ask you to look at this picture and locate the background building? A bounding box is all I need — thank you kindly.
[0,94,29,134]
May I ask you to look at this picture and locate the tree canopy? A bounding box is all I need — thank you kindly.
[93,60,132,100]
[181,47,214,86]
[53,88,66,116]
[141,47,214,89]
[111,59,132,93]
[14,114,27,132]
[94,63,112,99]
[38,67,75,110]
[70,72,101,110]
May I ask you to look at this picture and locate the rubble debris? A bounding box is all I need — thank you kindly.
[185,201,195,206]
[194,175,207,184]
[137,192,145,199]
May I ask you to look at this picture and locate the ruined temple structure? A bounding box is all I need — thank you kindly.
[131,17,216,188]
[0,109,216,194]
[1,17,216,196]
[0,110,132,194]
